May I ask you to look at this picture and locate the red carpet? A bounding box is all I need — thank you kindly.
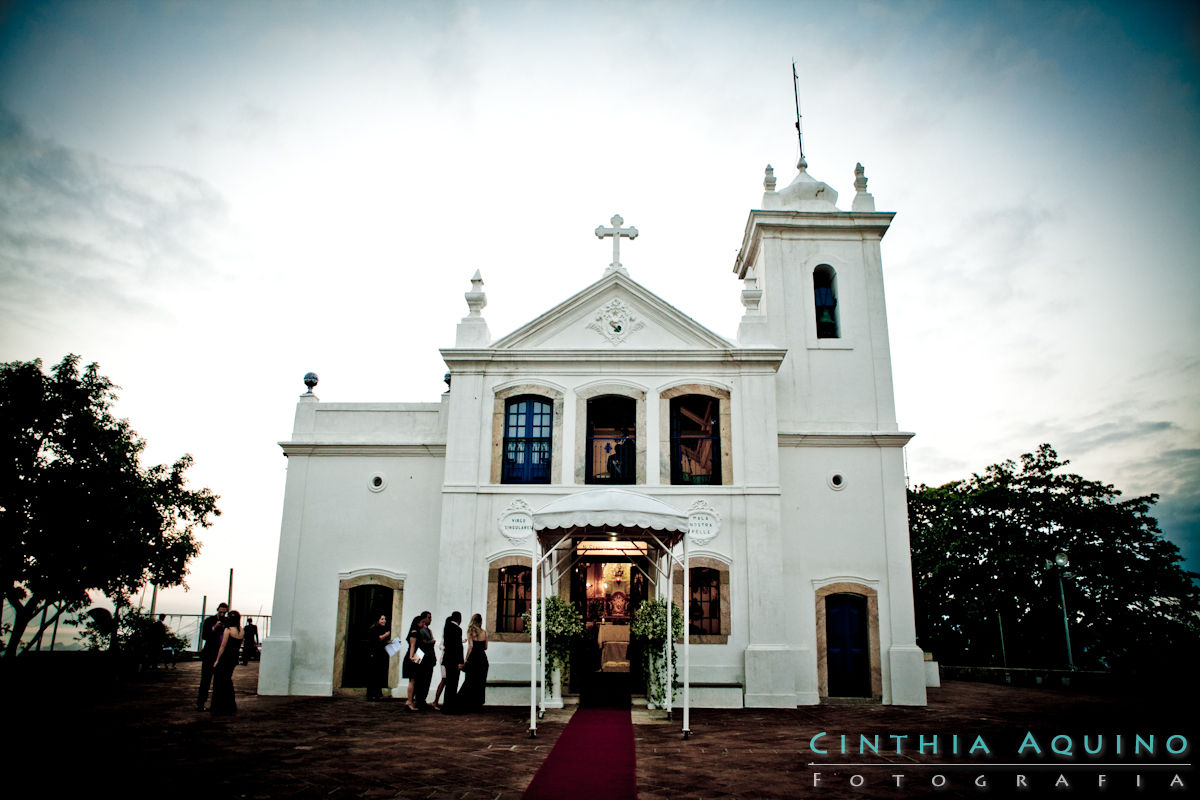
[522,708,637,800]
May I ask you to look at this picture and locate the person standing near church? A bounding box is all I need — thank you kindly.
[412,611,437,710]
[459,613,489,711]
[365,614,391,700]
[211,610,244,715]
[240,617,260,664]
[441,611,464,712]
[403,614,423,711]
[196,602,227,711]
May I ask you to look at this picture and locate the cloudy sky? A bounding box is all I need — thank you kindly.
[2,0,1197,620]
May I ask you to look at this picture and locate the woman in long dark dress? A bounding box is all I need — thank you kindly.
[403,614,423,711]
[211,610,244,715]
[412,611,437,710]
[365,614,391,700]
[459,613,489,711]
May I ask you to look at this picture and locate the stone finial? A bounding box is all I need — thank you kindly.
[465,270,487,317]
[741,269,762,313]
[737,267,768,344]
[797,155,808,172]
[300,371,319,401]
[456,270,491,345]
[763,164,777,192]
[851,162,876,212]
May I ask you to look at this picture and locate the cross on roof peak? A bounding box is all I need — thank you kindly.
[595,213,638,275]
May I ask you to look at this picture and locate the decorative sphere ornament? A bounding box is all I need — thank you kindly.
[303,372,319,392]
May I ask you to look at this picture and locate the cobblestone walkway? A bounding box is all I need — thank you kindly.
[10,659,1195,799]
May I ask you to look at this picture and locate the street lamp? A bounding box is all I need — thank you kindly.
[1045,552,1076,670]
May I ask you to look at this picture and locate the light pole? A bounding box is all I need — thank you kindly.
[1045,552,1076,670]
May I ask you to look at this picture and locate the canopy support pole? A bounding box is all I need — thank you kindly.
[528,531,571,737]
[665,549,674,720]
[539,557,547,717]
[529,536,539,737]
[683,531,692,739]
[645,532,693,736]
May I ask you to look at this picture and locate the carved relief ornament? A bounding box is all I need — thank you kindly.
[587,298,645,346]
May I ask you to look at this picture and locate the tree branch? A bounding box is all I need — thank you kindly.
[17,604,66,655]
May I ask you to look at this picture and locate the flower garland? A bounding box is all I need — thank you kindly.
[631,598,684,708]
[522,595,585,685]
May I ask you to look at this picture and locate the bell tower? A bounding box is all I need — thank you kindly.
[734,158,899,434]
[735,156,927,706]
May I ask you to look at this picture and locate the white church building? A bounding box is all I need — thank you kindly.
[259,155,928,710]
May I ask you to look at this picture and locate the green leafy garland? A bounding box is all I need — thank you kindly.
[631,599,684,708]
[522,595,585,685]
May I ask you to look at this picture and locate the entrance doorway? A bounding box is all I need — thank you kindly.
[341,584,394,689]
[566,547,652,707]
[825,592,871,697]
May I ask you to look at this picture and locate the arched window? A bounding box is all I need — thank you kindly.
[814,265,839,339]
[689,567,721,635]
[673,558,731,643]
[496,565,531,633]
[670,394,720,485]
[586,395,636,484]
[502,395,552,484]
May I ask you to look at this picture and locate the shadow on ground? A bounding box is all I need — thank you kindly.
[6,656,1196,799]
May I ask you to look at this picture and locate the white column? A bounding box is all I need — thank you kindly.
[561,392,576,485]
[645,387,661,485]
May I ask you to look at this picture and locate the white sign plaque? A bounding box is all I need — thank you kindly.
[686,499,720,545]
[498,499,535,544]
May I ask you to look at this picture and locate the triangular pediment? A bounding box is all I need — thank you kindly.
[491,272,733,350]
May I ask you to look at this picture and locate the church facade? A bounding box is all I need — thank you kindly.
[259,157,928,708]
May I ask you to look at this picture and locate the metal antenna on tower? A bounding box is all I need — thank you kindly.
[792,60,806,168]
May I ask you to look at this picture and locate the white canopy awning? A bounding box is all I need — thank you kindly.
[532,488,688,533]
[525,487,695,740]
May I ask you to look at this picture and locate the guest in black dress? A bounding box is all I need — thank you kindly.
[211,610,243,715]
[196,602,227,711]
[459,613,489,711]
[441,612,464,712]
[412,611,437,710]
[403,614,423,711]
[366,614,391,700]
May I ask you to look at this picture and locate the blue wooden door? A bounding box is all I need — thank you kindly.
[826,593,870,697]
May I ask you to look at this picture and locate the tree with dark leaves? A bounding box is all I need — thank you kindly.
[1,355,219,659]
[909,444,1199,677]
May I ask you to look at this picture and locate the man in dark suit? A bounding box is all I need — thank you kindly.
[241,617,260,664]
[441,611,464,713]
[196,602,228,711]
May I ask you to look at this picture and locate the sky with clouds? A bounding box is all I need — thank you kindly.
[1,0,1197,621]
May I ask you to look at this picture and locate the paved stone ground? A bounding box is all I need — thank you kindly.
[9,659,1196,799]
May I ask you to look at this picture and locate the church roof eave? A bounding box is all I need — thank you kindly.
[733,209,896,279]
[440,347,787,370]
